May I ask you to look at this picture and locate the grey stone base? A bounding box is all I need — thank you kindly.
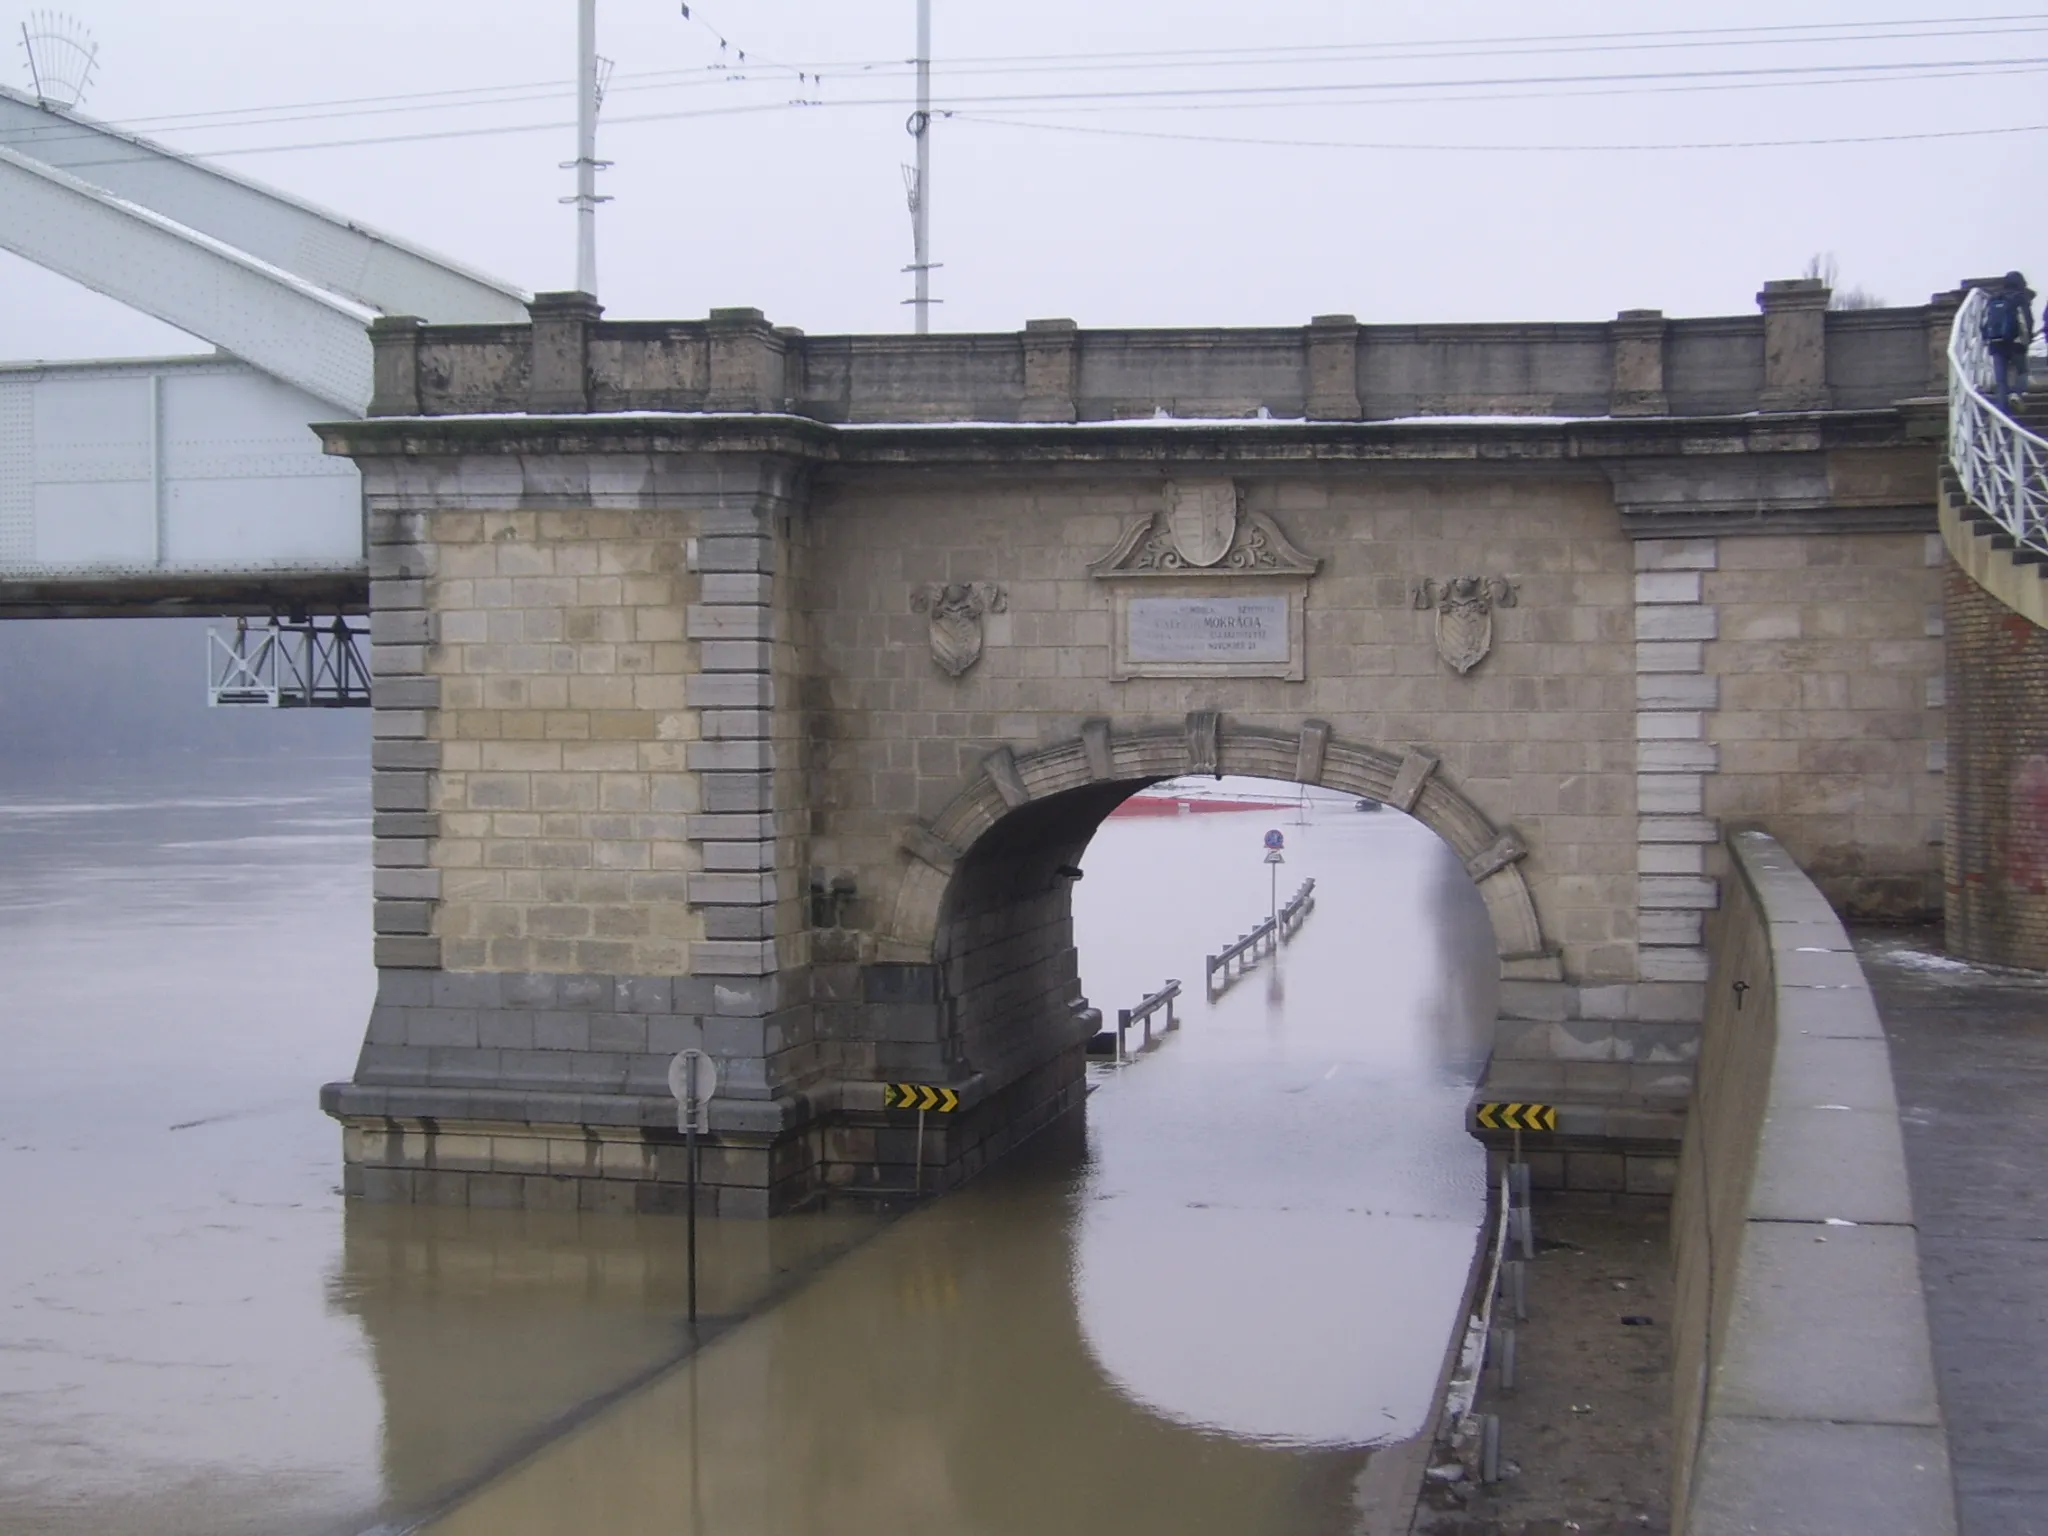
[1469,1029,1690,1198]
[329,1031,1089,1217]
[336,1112,821,1218]
[1483,1141,1681,1198]
[821,1043,1087,1195]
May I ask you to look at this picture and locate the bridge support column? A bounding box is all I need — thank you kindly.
[323,435,840,1216]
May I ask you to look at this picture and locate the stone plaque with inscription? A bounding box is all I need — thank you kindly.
[1110,584,1305,680]
[1129,596,1290,664]
[1091,483,1318,681]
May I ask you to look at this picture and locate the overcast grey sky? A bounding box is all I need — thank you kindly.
[5,0,2045,358]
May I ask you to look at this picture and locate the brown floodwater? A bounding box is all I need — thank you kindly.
[0,765,1494,1536]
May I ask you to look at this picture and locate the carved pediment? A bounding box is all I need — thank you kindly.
[1088,479,1320,579]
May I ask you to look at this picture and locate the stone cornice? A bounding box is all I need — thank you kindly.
[322,405,1919,463]
[317,407,1938,537]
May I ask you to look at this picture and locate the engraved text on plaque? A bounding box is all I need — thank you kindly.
[1128,595,1290,664]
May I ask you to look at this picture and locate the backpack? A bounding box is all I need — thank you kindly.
[1983,290,2025,345]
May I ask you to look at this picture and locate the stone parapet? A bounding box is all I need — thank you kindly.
[1671,830,1953,1536]
[361,287,1942,426]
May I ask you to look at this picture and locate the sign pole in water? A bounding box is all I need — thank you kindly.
[1263,829,1286,943]
[668,1049,719,1326]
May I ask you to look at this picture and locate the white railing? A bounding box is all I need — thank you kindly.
[1948,286,2048,557]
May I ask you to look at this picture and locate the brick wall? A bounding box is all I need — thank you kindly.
[1944,559,2048,966]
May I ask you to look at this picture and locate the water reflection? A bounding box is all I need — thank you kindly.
[1071,805,1494,1447]
[1,767,1497,1536]
[0,764,883,1536]
[427,1124,1376,1536]
[426,801,1496,1535]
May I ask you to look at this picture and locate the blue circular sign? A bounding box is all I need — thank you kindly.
[1263,829,1285,850]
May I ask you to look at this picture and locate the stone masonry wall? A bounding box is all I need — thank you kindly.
[1944,558,2048,967]
[806,467,1645,994]
[1704,531,1945,921]
[427,502,703,978]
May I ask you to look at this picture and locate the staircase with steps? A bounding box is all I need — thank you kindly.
[1941,294,2048,971]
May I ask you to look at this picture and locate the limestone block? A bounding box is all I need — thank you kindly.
[1635,571,1704,605]
[687,740,778,772]
[1637,946,1710,982]
[699,640,774,672]
[1635,605,1719,642]
[1637,711,1704,740]
[1639,740,1720,774]
[1639,843,1705,875]
[1638,909,1705,945]
[686,605,775,641]
[1636,641,1705,674]
[1638,874,1719,909]
[1634,538,1719,571]
[692,939,778,975]
[701,573,773,605]
[373,868,443,901]
[701,840,775,872]
[1638,774,1705,814]
[1637,674,1719,710]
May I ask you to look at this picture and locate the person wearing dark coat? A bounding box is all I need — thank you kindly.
[1982,269,2038,413]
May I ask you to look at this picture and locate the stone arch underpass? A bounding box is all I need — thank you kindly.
[836,713,1561,1194]
[887,712,1552,982]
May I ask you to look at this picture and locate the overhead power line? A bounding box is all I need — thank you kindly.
[949,112,2048,155]
[39,12,2048,142]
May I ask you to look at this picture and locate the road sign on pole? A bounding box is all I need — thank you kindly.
[668,1050,718,1133]
[1264,828,1285,850]
[667,1049,719,1326]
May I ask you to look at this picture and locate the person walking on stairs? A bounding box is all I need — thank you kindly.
[1980,270,2037,415]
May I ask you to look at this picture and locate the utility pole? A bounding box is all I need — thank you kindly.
[904,0,935,333]
[572,0,602,297]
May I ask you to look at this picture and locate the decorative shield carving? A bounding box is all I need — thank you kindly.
[1164,479,1240,568]
[1414,576,1518,675]
[911,582,1007,677]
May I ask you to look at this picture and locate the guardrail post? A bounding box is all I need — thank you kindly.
[1116,1007,1130,1063]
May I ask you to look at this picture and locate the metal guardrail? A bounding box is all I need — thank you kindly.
[1113,979,1181,1062]
[1438,1160,1536,1487]
[1948,286,2048,557]
[1204,879,1316,998]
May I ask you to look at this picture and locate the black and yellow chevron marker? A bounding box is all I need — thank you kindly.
[883,1083,961,1113]
[1475,1102,1557,1132]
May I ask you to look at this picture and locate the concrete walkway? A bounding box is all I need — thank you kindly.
[1857,929,2048,1536]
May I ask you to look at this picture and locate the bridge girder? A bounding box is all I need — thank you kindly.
[0,146,376,412]
[0,84,529,326]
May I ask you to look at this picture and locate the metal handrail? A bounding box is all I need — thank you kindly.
[1114,979,1181,1061]
[1205,879,1316,998]
[1948,286,2048,557]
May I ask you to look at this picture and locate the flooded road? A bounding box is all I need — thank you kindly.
[0,765,1494,1536]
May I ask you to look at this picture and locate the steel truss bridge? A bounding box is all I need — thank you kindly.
[0,82,528,696]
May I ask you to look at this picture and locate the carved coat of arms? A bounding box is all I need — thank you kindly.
[1414,576,1517,675]
[1164,479,1240,567]
[912,582,1007,677]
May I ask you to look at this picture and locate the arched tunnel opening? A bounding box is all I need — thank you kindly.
[919,769,1505,1450]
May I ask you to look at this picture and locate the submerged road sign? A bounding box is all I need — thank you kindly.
[884,1083,960,1112]
[1475,1102,1557,1132]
